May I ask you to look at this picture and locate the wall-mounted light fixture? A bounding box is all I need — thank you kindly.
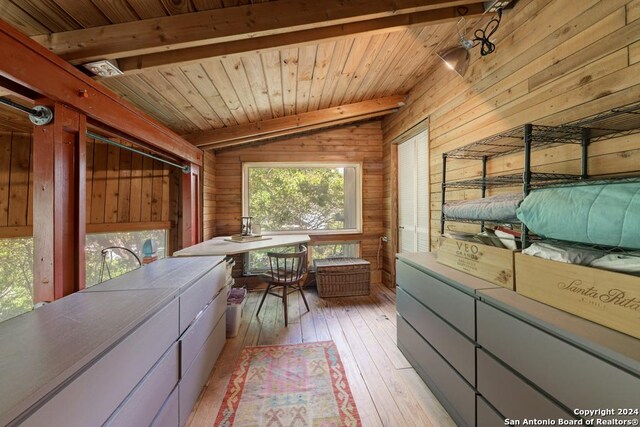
[82,60,123,78]
[438,0,512,77]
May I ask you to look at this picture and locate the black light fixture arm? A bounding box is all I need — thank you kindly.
[471,8,503,56]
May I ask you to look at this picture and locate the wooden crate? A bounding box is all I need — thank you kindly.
[515,253,640,339]
[437,237,515,289]
[314,258,370,297]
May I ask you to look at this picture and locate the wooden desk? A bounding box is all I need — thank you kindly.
[173,234,311,256]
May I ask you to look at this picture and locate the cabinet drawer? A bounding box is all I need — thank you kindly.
[477,348,571,421]
[105,342,179,427]
[397,288,475,384]
[477,396,503,427]
[398,316,475,427]
[180,264,226,334]
[179,312,226,427]
[180,284,228,377]
[151,386,179,427]
[397,260,475,339]
[477,301,640,415]
[21,298,179,427]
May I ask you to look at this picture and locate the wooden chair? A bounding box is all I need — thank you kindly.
[256,246,310,327]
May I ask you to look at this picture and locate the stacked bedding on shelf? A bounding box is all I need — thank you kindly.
[516,181,640,249]
[517,180,640,275]
[443,192,522,222]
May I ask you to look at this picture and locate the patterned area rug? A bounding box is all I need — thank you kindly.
[215,341,361,426]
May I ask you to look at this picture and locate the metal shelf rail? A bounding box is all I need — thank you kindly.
[440,101,640,247]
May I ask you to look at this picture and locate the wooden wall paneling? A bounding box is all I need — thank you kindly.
[159,68,225,128]
[15,0,82,33]
[318,38,354,110]
[103,77,198,135]
[241,55,274,121]
[140,155,154,222]
[129,153,143,222]
[190,0,224,11]
[181,64,238,127]
[340,34,389,105]
[630,40,640,65]
[104,144,120,223]
[380,0,640,262]
[221,57,262,122]
[90,141,108,224]
[377,26,438,97]
[85,138,94,222]
[202,151,216,240]
[50,0,111,27]
[201,61,250,125]
[351,31,406,103]
[125,0,168,19]
[295,45,318,114]
[90,0,139,23]
[151,159,164,221]
[117,149,132,223]
[0,132,12,226]
[629,0,640,22]
[140,71,213,131]
[393,23,455,96]
[161,164,170,222]
[8,133,31,227]
[261,51,285,118]
[214,121,384,284]
[160,0,193,15]
[280,48,299,116]
[0,2,50,35]
[329,36,369,108]
[307,41,336,112]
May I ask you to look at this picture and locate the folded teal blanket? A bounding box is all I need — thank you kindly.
[516,182,640,249]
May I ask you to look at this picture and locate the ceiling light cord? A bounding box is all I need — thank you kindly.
[472,8,503,56]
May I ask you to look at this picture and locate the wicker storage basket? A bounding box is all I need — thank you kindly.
[314,257,371,297]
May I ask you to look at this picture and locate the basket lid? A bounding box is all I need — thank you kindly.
[314,257,370,267]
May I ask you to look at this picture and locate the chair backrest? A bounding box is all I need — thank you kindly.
[266,246,307,285]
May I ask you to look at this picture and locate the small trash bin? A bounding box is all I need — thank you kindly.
[226,287,247,338]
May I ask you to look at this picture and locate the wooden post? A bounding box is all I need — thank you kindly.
[32,102,86,302]
[181,163,201,249]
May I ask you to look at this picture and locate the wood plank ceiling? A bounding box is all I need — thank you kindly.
[0,0,479,144]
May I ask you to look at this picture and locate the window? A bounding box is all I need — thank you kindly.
[85,229,168,287]
[245,242,360,273]
[243,162,362,234]
[0,237,34,322]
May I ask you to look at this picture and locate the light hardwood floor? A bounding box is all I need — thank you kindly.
[186,283,455,427]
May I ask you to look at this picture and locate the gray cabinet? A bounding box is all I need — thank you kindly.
[0,256,228,427]
[396,253,640,427]
[398,317,476,427]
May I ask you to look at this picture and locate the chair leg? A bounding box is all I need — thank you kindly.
[256,283,271,317]
[283,285,288,327]
[299,286,310,312]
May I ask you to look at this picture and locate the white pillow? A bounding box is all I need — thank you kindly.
[494,229,518,250]
[589,253,640,275]
[522,242,604,265]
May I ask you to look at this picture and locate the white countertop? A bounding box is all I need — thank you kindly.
[173,234,311,256]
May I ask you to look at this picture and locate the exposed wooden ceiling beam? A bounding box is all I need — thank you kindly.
[186,95,405,150]
[32,0,484,64]
[0,19,202,165]
[118,4,486,74]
